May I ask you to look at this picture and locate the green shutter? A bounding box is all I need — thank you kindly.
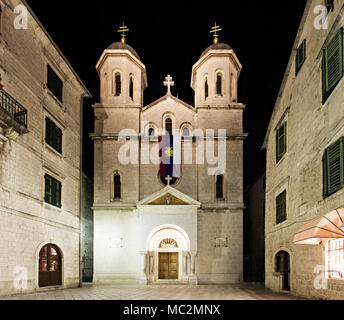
[45,117,62,154]
[324,137,344,197]
[323,27,344,102]
[296,39,306,75]
[47,65,63,102]
[276,122,287,162]
[44,174,62,208]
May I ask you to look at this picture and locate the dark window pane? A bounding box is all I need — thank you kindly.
[165,118,172,135]
[114,174,121,199]
[129,78,134,100]
[115,74,121,96]
[216,75,222,95]
[47,65,63,102]
[216,175,224,199]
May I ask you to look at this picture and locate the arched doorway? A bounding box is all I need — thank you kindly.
[276,250,290,291]
[146,225,192,282]
[39,244,62,287]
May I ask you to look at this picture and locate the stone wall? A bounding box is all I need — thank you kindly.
[265,0,344,299]
[0,0,88,296]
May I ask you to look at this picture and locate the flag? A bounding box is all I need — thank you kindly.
[159,135,181,179]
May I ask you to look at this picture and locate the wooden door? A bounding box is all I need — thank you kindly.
[39,244,62,287]
[159,253,178,280]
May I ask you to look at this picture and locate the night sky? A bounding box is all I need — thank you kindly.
[26,0,307,186]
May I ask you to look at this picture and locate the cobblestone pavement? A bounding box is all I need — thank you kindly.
[1,283,304,300]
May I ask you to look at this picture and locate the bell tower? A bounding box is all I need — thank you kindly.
[95,23,148,109]
[191,23,242,108]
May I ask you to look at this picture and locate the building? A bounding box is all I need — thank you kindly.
[264,0,344,299]
[91,26,246,284]
[81,173,94,282]
[243,169,265,283]
[0,0,91,296]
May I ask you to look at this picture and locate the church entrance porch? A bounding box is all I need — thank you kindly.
[144,224,197,284]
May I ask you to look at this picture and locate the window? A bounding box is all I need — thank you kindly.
[296,39,306,75]
[326,0,335,11]
[323,137,344,198]
[325,239,344,280]
[216,175,224,199]
[129,77,134,100]
[45,117,62,153]
[165,118,172,135]
[205,79,209,100]
[322,27,343,103]
[276,190,287,224]
[276,122,287,163]
[148,128,155,137]
[159,171,178,186]
[44,174,62,208]
[115,73,121,96]
[47,65,63,102]
[114,173,121,199]
[182,127,190,137]
[216,74,222,95]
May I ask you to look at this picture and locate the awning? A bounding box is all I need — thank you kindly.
[293,208,344,245]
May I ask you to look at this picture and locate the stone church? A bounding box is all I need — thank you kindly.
[91,25,246,284]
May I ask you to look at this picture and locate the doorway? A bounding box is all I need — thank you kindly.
[276,250,290,291]
[39,244,62,287]
[159,252,178,280]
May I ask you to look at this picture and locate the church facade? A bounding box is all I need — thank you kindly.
[91,29,246,284]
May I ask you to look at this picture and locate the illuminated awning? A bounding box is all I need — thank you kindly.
[293,209,344,245]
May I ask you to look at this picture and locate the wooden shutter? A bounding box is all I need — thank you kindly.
[323,28,343,101]
[47,65,63,102]
[296,39,306,75]
[324,138,344,197]
[276,190,287,224]
[44,174,52,204]
[276,122,287,162]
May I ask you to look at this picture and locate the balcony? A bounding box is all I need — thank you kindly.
[0,89,28,134]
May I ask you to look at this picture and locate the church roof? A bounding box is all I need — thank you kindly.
[107,42,140,60]
[200,42,232,58]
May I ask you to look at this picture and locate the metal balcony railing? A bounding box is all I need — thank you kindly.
[0,89,28,130]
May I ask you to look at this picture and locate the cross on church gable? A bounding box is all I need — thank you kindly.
[163,75,174,94]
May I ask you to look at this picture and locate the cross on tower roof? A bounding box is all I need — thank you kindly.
[163,75,175,94]
[210,22,222,44]
[118,22,129,44]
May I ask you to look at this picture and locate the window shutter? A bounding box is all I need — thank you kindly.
[44,174,51,204]
[325,138,344,196]
[296,39,306,75]
[323,28,343,101]
[47,65,63,102]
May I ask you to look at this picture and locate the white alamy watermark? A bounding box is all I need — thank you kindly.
[13,266,28,290]
[117,122,227,175]
[314,5,329,30]
[314,265,328,290]
[13,4,28,30]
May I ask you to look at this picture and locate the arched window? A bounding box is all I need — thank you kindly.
[39,244,62,287]
[182,127,190,137]
[216,74,223,96]
[165,118,173,135]
[149,128,155,137]
[115,73,121,96]
[129,77,134,100]
[114,173,121,199]
[216,174,224,199]
[205,79,209,100]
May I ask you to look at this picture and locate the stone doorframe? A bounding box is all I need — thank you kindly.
[142,224,197,284]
